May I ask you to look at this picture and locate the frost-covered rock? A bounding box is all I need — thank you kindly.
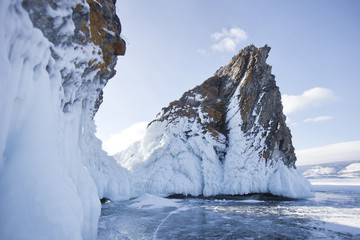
[117,45,314,199]
[0,0,128,239]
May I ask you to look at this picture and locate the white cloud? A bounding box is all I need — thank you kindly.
[211,27,248,52]
[303,116,334,123]
[102,122,148,155]
[196,48,207,55]
[282,87,338,115]
[296,141,360,166]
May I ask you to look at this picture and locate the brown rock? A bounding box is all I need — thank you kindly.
[153,45,296,167]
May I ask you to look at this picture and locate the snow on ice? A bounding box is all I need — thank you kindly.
[130,194,180,209]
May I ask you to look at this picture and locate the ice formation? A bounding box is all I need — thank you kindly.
[116,45,314,199]
[0,0,129,239]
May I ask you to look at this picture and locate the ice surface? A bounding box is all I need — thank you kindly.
[98,160,360,239]
[98,182,360,239]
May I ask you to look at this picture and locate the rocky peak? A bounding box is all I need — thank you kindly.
[153,45,296,167]
[118,45,312,198]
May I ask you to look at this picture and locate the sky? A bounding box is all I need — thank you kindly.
[95,0,360,162]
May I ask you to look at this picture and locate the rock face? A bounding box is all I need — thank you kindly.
[117,45,313,199]
[22,0,126,115]
[157,45,295,166]
[0,1,129,239]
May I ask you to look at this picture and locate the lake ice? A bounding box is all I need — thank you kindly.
[98,161,360,239]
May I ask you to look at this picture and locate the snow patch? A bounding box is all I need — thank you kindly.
[130,194,180,209]
[240,199,265,203]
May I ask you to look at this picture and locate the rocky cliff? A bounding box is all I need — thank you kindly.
[22,0,126,115]
[117,45,313,198]
[0,1,129,239]
[155,45,295,166]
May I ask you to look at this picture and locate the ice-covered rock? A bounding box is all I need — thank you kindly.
[117,45,314,199]
[0,0,128,239]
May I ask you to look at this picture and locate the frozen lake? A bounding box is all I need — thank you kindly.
[98,185,360,239]
[98,161,360,239]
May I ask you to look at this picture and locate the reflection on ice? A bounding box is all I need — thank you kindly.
[98,189,360,240]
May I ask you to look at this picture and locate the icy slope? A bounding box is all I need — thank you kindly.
[299,160,360,186]
[117,45,313,199]
[0,0,129,239]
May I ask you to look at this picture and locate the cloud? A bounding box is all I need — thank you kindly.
[211,27,248,52]
[102,122,148,155]
[303,116,334,123]
[282,87,338,115]
[196,48,207,55]
[296,141,360,166]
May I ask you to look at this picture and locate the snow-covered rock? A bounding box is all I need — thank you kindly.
[116,45,314,199]
[0,0,128,239]
[303,166,337,177]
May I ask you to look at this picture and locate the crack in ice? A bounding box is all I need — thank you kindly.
[152,207,189,239]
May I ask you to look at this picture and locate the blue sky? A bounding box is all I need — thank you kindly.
[95,0,360,161]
